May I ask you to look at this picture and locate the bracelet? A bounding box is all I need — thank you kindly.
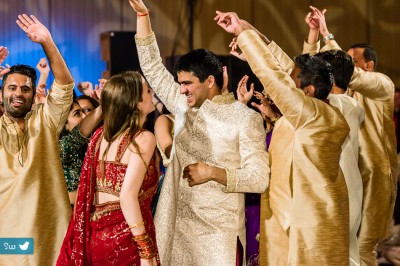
[132,232,157,259]
[322,33,334,42]
[137,9,150,17]
[129,221,144,229]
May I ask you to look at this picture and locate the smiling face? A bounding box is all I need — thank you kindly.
[177,71,210,108]
[2,73,34,119]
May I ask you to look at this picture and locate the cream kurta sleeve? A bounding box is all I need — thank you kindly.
[237,30,314,129]
[43,80,74,134]
[267,41,294,73]
[225,109,269,193]
[302,39,321,55]
[135,32,182,114]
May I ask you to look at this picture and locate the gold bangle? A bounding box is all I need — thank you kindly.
[129,221,144,229]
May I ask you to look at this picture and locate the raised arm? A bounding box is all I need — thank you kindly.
[17,14,73,85]
[35,58,50,104]
[219,13,294,75]
[215,11,313,128]
[17,14,74,132]
[311,7,394,101]
[78,106,103,137]
[302,7,324,55]
[130,0,182,114]
[36,58,50,89]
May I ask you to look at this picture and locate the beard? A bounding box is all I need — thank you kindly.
[3,95,34,119]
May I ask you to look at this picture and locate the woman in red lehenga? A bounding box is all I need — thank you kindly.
[57,71,159,266]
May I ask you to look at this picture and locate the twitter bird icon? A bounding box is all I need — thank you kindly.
[19,241,30,251]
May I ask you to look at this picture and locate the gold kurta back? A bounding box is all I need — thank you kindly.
[238,30,350,265]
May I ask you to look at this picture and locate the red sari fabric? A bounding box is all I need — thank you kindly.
[57,127,159,265]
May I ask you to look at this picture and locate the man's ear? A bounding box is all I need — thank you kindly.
[366,61,375,71]
[206,75,215,89]
[304,84,315,97]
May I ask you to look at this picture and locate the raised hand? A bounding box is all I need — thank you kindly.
[229,37,246,61]
[36,58,50,74]
[214,11,244,36]
[308,6,329,36]
[128,0,148,14]
[251,92,279,124]
[236,75,254,104]
[77,81,94,97]
[16,14,52,44]
[94,78,107,100]
[253,91,266,102]
[221,66,229,94]
[0,46,10,77]
[0,46,9,65]
[35,84,47,104]
[305,11,320,30]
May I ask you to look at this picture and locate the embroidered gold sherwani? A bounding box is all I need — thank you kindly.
[0,81,73,265]
[237,30,350,265]
[135,32,269,266]
[305,40,398,265]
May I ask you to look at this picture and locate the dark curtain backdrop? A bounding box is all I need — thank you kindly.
[1,0,399,89]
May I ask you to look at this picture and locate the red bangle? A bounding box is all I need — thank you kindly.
[137,9,150,17]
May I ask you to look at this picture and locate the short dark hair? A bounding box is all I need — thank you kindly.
[174,49,223,89]
[294,53,334,99]
[2,64,37,96]
[315,50,354,91]
[349,43,377,70]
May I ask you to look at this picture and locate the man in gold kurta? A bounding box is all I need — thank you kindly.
[0,15,73,265]
[216,11,350,265]
[267,37,364,265]
[131,1,269,265]
[303,7,398,265]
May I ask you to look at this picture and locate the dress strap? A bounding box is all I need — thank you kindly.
[165,114,175,123]
[115,130,139,163]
